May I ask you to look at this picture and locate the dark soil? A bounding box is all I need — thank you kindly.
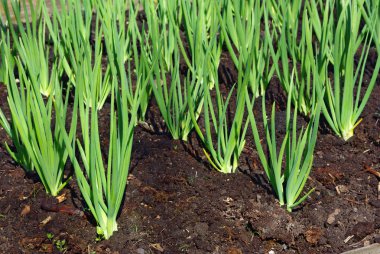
[0,13,380,254]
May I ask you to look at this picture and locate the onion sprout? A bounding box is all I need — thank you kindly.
[268,2,316,116]
[218,0,274,97]
[0,39,33,172]
[188,54,251,174]
[98,0,150,122]
[317,0,380,141]
[247,78,322,212]
[59,54,147,240]
[2,0,59,97]
[144,0,205,140]
[1,45,74,196]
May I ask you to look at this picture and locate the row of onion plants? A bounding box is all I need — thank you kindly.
[0,0,146,240]
[0,0,379,239]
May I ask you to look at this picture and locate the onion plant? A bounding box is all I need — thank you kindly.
[77,19,111,110]
[188,54,251,174]
[150,45,204,141]
[1,0,59,97]
[376,1,380,41]
[0,38,33,172]
[59,51,144,240]
[266,0,303,37]
[316,0,380,141]
[363,0,380,47]
[142,0,179,125]
[97,0,150,122]
[307,0,334,84]
[43,0,111,109]
[218,0,274,96]
[0,18,8,82]
[43,0,93,82]
[0,40,4,83]
[1,45,75,196]
[0,24,12,83]
[144,0,206,140]
[179,0,222,88]
[246,80,322,212]
[142,0,180,73]
[96,0,140,63]
[265,0,284,32]
[268,3,317,116]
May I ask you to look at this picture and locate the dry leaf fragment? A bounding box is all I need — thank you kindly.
[227,247,243,254]
[305,226,324,244]
[127,174,136,181]
[21,205,31,216]
[336,185,349,194]
[19,237,45,249]
[40,243,53,253]
[56,193,67,203]
[40,216,52,226]
[364,166,380,178]
[149,243,164,252]
[344,235,354,243]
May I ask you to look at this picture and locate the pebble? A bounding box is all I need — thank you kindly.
[327,208,341,224]
[336,185,349,193]
[136,248,145,254]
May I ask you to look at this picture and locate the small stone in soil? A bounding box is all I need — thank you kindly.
[327,208,341,224]
[336,185,349,194]
[136,248,145,254]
